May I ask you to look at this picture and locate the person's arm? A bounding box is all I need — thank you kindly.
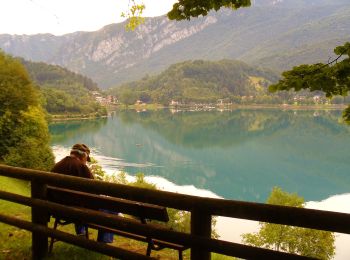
[80,164,94,179]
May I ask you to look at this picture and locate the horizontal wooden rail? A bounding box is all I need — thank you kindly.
[0,190,313,260]
[47,186,169,222]
[1,164,350,234]
[0,213,154,260]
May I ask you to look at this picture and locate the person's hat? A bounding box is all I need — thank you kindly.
[71,143,91,162]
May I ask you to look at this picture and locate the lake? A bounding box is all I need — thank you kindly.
[49,109,350,259]
[50,109,350,202]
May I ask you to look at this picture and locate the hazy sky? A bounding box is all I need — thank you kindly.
[0,0,177,35]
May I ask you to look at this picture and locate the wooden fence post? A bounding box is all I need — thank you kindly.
[31,181,48,260]
[191,209,211,260]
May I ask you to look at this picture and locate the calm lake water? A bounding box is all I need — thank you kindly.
[49,109,350,203]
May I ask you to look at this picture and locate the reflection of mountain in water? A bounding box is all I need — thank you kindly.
[117,109,347,148]
[50,110,350,203]
[49,118,107,144]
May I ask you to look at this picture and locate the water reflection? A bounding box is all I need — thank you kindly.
[117,109,347,148]
[50,110,350,202]
[49,118,107,144]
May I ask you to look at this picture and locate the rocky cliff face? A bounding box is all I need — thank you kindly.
[0,14,219,87]
[1,0,349,88]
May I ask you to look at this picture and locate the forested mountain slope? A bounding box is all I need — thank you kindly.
[108,59,281,104]
[21,59,105,115]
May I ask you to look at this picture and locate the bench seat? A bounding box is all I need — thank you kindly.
[46,186,188,259]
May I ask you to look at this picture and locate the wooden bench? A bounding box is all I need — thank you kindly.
[46,186,188,260]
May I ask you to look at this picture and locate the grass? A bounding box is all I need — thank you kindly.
[212,253,237,260]
[0,176,235,259]
[0,176,32,259]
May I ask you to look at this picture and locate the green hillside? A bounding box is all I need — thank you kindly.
[20,59,106,116]
[22,59,99,91]
[108,60,281,104]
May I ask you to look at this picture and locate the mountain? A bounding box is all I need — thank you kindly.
[20,59,106,115]
[21,59,100,91]
[0,0,349,88]
[108,59,281,104]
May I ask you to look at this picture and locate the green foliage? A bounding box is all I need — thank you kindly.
[0,51,54,170]
[2,107,55,171]
[0,53,39,115]
[242,187,335,260]
[21,59,99,91]
[130,173,157,189]
[109,59,279,105]
[119,89,138,106]
[265,187,304,207]
[89,157,106,180]
[122,0,146,31]
[20,59,106,116]
[270,42,350,122]
[40,84,106,115]
[167,0,251,21]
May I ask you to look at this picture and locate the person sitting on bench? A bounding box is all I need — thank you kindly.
[51,143,114,243]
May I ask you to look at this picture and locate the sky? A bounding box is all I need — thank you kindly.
[0,0,177,35]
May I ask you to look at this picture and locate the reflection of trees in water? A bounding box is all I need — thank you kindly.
[115,109,350,201]
[49,118,107,143]
[49,110,350,201]
[117,110,348,148]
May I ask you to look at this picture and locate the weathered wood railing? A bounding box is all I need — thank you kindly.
[1,164,350,260]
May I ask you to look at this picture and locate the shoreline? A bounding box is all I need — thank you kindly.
[170,104,347,111]
[49,104,346,121]
[231,104,346,110]
[131,103,346,111]
[49,114,108,122]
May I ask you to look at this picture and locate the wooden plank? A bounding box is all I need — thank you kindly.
[88,223,149,242]
[31,181,48,259]
[2,164,349,234]
[47,186,169,222]
[88,223,188,251]
[191,209,211,260]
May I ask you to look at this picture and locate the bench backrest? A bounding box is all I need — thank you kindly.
[46,186,169,222]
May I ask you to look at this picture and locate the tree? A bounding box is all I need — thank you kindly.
[125,0,251,29]
[167,0,251,21]
[0,53,39,115]
[241,187,335,259]
[269,42,350,122]
[21,58,105,116]
[2,106,54,171]
[0,51,54,170]
[119,89,138,106]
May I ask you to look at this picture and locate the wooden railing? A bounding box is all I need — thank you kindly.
[1,164,350,260]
